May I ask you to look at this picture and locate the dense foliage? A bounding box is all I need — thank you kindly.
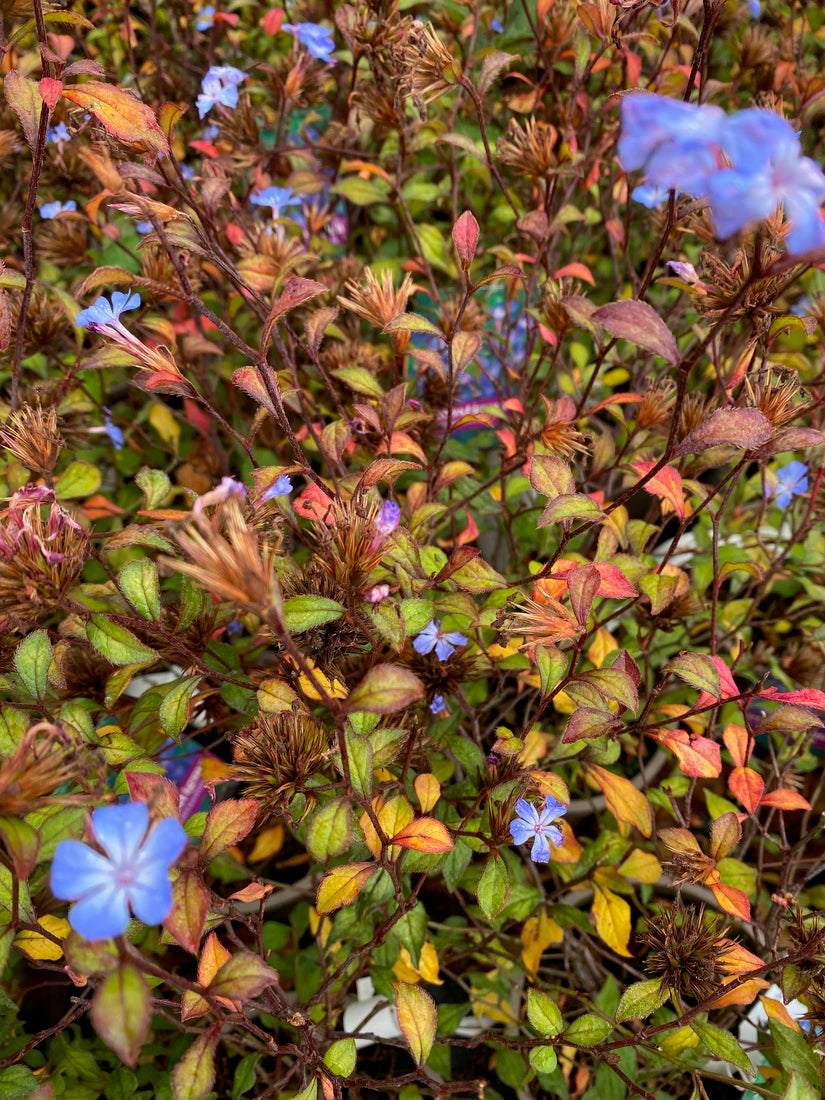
[1,1,825,1098]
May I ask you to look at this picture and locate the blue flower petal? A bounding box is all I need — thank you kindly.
[69,882,131,941]
[546,825,565,848]
[91,802,149,865]
[135,817,188,870]
[51,841,112,900]
[513,799,539,826]
[434,637,456,661]
[530,832,552,863]
[128,875,175,926]
[538,795,567,825]
[509,818,535,845]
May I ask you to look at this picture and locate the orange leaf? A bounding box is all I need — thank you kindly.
[723,723,750,768]
[658,828,702,855]
[61,82,169,155]
[759,995,803,1031]
[391,818,453,853]
[587,764,652,837]
[651,729,721,778]
[711,882,751,921]
[729,767,764,814]
[632,461,685,520]
[316,863,377,914]
[711,977,768,1008]
[759,789,812,811]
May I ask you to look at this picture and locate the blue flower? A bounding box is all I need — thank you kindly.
[262,474,293,500]
[250,186,301,219]
[76,291,141,329]
[197,74,238,119]
[509,796,567,863]
[491,18,503,32]
[749,0,760,16]
[40,200,77,219]
[196,4,215,30]
[207,65,247,86]
[373,500,400,541]
[46,122,71,145]
[770,460,809,509]
[413,620,468,661]
[103,410,124,450]
[618,94,726,180]
[50,802,188,940]
[430,693,446,715]
[283,21,336,62]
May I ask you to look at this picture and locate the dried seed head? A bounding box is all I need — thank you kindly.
[742,365,809,427]
[0,402,64,478]
[0,485,89,624]
[641,905,731,1003]
[165,496,279,613]
[399,22,461,106]
[0,722,99,816]
[540,396,590,459]
[230,709,331,820]
[507,596,582,653]
[338,268,416,354]
[497,119,565,179]
[35,216,88,268]
[635,378,676,432]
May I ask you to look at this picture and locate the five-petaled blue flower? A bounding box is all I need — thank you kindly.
[196,4,215,31]
[197,66,246,119]
[47,122,71,145]
[250,186,301,219]
[262,474,293,500]
[40,200,77,219]
[771,460,809,509]
[413,620,467,661]
[283,21,336,62]
[76,291,141,330]
[50,802,188,940]
[510,796,567,863]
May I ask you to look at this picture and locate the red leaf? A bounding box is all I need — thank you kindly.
[261,8,283,34]
[729,767,764,814]
[38,77,62,110]
[61,82,169,155]
[391,818,454,853]
[675,407,773,456]
[567,564,600,626]
[758,687,825,710]
[553,261,595,285]
[592,299,680,366]
[711,882,751,922]
[759,789,812,811]
[632,461,685,520]
[696,656,740,709]
[651,729,721,778]
[452,210,479,268]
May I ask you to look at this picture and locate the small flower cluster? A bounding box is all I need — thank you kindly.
[282,21,336,63]
[620,95,825,254]
[197,64,247,119]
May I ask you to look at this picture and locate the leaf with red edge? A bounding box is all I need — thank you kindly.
[393,982,437,1065]
[562,708,622,743]
[711,882,751,921]
[316,862,377,914]
[675,407,772,456]
[390,817,453,853]
[592,299,680,366]
[695,656,740,709]
[231,366,280,419]
[4,70,43,149]
[39,77,62,110]
[567,564,600,627]
[651,729,722,778]
[452,210,479,268]
[200,799,258,864]
[729,767,764,814]
[758,687,825,710]
[61,82,169,154]
[659,827,701,854]
[267,276,327,325]
[209,950,279,1003]
[632,461,686,520]
[723,723,750,768]
[759,789,812,811]
[164,869,209,954]
[125,771,180,818]
[710,812,741,861]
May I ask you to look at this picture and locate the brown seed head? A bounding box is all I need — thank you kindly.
[742,365,809,427]
[0,402,64,478]
[399,22,461,106]
[641,905,731,1003]
[338,267,416,354]
[0,722,99,816]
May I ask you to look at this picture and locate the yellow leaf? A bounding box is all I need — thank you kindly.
[487,640,522,660]
[298,660,348,701]
[359,798,383,859]
[417,942,441,984]
[248,823,285,863]
[618,849,662,884]
[551,690,576,714]
[592,883,631,957]
[758,995,802,1031]
[414,773,441,813]
[392,945,421,984]
[521,913,564,974]
[470,988,518,1026]
[529,770,571,806]
[587,764,653,837]
[15,914,70,961]
[149,402,181,452]
[587,627,618,668]
[316,862,377,914]
[549,819,582,864]
[61,82,170,155]
[198,932,231,986]
[516,727,547,768]
[393,982,436,1065]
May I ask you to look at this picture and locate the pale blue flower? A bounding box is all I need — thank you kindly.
[197,74,238,119]
[373,500,400,541]
[51,802,188,940]
[509,796,567,863]
[283,21,335,62]
[250,186,301,219]
[196,4,215,30]
[771,460,809,509]
[430,694,445,714]
[262,474,293,500]
[103,410,124,450]
[413,620,467,661]
[40,200,77,219]
[207,65,247,86]
[46,122,71,145]
[491,18,503,32]
[76,291,141,329]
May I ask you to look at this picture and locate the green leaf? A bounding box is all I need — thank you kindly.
[172,1028,218,1100]
[231,1053,260,1099]
[210,951,280,1002]
[282,596,344,633]
[768,1020,820,1089]
[383,312,446,340]
[159,675,199,740]
[13,630,53,702]
[665,652,722,697]
[692,1020,755,1078]
[347,664,424,714]
[87,615,157,666]
[0,816,39,878]
[90,964,151,1067]
[783,1071,819,1100]
[344,731,373,799]
[0,1066,39,1100]
[539,494,604,527]
[615,979,668,1022]
[331,175,391,205]
[136,466,171,510]
[306,798,353,862]
[477,853,510,919]
[527,989,563,1037]
[54,460,102,500]
[324,1038,356,1078]
[528,1045,558,1075]
[563,1013,612,1046]
[119,558,161,621]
